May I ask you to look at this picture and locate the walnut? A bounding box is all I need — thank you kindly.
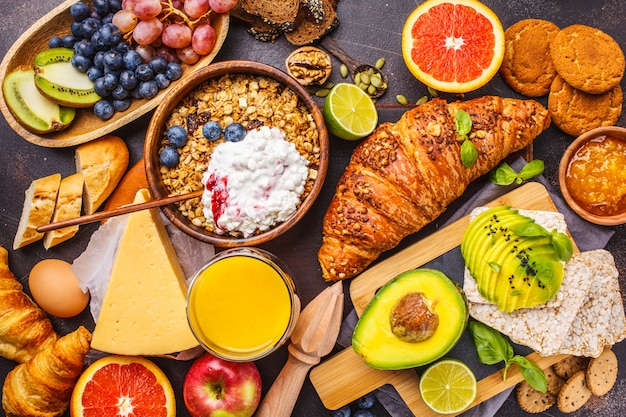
[390,292,439,343]
[285,46,332,86]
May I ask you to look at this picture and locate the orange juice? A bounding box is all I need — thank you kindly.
[186,248,298,361]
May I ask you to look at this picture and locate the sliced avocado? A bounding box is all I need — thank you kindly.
[352,268,468,370]
[2,68,75,133]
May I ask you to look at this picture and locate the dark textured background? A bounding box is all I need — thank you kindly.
[1,1,625,416]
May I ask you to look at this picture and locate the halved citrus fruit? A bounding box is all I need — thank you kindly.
[70,355,176,417]
[323,83,378,141]
[402,0,505,93]
[419,358,477,414]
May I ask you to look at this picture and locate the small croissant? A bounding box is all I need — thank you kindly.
[2,326,92,417]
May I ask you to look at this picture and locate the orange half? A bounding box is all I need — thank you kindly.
[402,0,505,93]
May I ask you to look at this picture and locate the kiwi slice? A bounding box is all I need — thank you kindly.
[2,68,76,134]
[33,48,100,108]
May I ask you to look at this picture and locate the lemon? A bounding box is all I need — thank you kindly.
[419,358,477,414]
[323,83,378,140]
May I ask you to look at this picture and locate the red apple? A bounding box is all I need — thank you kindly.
[183,352,262,417]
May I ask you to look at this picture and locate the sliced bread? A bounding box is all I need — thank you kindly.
[240,0,300,32]
[43,172,84,249]
[230,2,282,42]
[285,0,339,45]
[13,173,61,250]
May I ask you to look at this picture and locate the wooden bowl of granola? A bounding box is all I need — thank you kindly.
[559,126,626,225]
[144,60,329,247]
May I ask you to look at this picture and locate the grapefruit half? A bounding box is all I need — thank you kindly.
[402,0,505,93]
[70,355,176,417]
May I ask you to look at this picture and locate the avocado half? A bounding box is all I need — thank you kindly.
[352,268,468,370]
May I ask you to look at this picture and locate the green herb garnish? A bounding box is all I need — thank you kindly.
[468,320,547,393]
[455,110,477,168]
[512,223,574,262]
[490,160,544,186]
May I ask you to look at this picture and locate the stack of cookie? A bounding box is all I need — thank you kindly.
[516,349,618,414]
[500,20,625,136]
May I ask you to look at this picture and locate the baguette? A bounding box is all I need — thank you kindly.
[318,96,551,281]
[13,174,61,250]
[75,135,129,215]
[43,172,84,249]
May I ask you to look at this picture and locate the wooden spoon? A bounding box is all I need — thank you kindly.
[255,281,344,417]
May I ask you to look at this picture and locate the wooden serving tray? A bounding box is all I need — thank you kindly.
[310,182,573,415]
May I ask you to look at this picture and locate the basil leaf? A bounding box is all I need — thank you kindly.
[551,230,574,261]
[512,222,548,238]
[488,261,501,272]
[510,355,548,393]
[455,109,472,138]
[518,159,545,180]
[468,321,513,365]
[489,163,517,185]
[461,140,478,168]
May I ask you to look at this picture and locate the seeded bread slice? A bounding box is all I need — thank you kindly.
[240,0,300,33]
[285,0,339,45]
[230,2,281,42]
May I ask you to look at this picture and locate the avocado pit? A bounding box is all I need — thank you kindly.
[390,291,438,343]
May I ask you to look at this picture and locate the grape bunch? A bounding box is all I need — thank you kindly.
[113,0,237,65]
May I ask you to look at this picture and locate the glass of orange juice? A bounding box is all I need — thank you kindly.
[186,248,300,361]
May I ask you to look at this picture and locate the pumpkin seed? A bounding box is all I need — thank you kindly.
[416,95,429,105]
[367,85,377,95]
[375,58,385,69]
[340,64,349,78]
[315,88,330,97]
[358,83,368,91]
[354,72,361,85]
[370,74,382,88]
[427,86,439,97]
[396,94,409,105]
[360,73,371,85]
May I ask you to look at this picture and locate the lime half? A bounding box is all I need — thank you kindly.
[323,83,378,140]
[419,358,477,414]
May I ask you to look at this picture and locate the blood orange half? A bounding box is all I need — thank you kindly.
[402,0,505,93]
[70,355,176,417]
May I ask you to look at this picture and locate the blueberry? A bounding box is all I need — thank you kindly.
[81,17,101,39]
[86,66,103,82]
[123,50,143,71]
[119,69,138,90]
[101,12,115,25]
[159,147,180,167]
[103,67,122,77]
[113,98,131,112]
[72,55,92,73]
[48,36,63,48]
[130,87,143,99]
[93,0,110,16]
[91,31,108,51]
[202,121,222,141]
[138,80,158,99]
[154,73,170,90]
[109,0,123,12]
[111,84,129,100]
[93,51,106,69]
[71,21,84,38]
[167,125,188,147]
[93,78,111,97]
[166,62,182,81]
[353,410,373,417]
[74,39,95,58]
[102,73,118,91]
[61,34,77,48]
[103,50,123,70]
[135,64,154,81]
[94,99,114,120]
[149,56,169,74]
[100,23,122,46]
[224,123,247,142]
[70,1,91,22]
[115,42,131,55]
[332,406,351,417]
[357,393,376,409]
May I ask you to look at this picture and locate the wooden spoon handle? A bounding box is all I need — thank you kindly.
[36,190,203,232]
[320,36,361,74]
[255,350,319,417]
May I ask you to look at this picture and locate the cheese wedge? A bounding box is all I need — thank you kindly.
[91,188,199,355]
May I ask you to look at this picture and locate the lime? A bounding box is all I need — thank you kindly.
[323,83,378,140]
[419,358,477,414]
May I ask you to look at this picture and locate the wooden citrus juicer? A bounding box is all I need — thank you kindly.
[255,281,344,417]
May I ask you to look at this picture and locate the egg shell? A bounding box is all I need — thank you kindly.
[28,259,90,318]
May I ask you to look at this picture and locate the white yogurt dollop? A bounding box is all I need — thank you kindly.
[201,126,309,237]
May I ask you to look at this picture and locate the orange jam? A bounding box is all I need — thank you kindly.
[565,135,626,216]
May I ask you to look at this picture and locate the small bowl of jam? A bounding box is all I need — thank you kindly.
[559,126,626,225]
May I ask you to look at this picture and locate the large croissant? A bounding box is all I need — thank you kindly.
[0,247,58,362]
[2,326,92,417]
[319,96,550,281]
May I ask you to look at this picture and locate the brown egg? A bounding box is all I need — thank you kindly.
[28,259,90,318]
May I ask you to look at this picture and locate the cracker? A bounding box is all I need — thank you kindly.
[553,355,589,380]
[500,19,560,97]
[550,24,625,94]
[548,74,623,137]
[586,348,618,396]
[545,365,566,396]
[516,380,556,413]
[557,370,592,413]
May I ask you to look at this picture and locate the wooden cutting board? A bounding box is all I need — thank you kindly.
[310,182,573,415]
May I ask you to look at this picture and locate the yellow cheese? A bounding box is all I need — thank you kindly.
[91,188,199,355]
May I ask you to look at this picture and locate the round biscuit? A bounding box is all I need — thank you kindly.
[557,370,593,413]
[552,355,590,380]
[586,348,618,396]
[550,24,625,94]
[548,75,623,137]
[516,380,556,413]
[500,19,560,97]
[545,365,566,396]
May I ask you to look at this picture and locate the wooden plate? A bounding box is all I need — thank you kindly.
[0,0,229,148]
[310,182,575,415]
